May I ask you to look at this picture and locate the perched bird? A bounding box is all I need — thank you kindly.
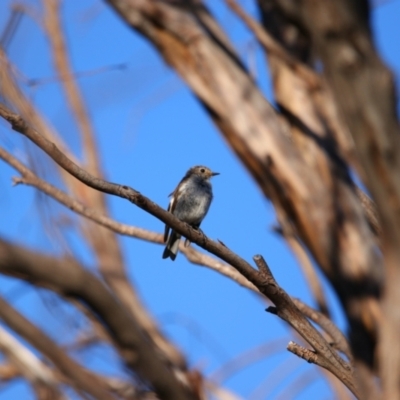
[163,165,219,260]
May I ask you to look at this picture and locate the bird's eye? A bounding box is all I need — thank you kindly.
[200,168,205,173]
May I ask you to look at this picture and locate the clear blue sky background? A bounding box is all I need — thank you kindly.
[0,1,399,399]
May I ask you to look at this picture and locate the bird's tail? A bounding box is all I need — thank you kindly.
[162,231,181,261]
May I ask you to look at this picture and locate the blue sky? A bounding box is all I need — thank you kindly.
[0,1,399,399]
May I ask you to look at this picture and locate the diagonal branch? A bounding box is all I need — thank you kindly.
[225,0,319,88]
[0,103,358,397]
[0,143,351,368]
[0,144,254,293]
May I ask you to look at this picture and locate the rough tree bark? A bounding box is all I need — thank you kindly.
[106,0,390,396]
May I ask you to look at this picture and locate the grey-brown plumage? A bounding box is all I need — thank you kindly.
[163,165,219,260]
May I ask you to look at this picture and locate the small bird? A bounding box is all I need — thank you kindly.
[163,165,219,260]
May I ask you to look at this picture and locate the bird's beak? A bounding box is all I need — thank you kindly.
[211,172,220,177]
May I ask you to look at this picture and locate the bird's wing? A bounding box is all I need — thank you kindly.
[164,175,188,242]
[164,195,176,242]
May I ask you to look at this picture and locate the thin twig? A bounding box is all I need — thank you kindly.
[292,298,352,361]
[253,255,357,398]
[225,0,320,89]
[210,338,289,383]
[287,341,319,364]
[273,218,330,316]
[43,0,102,178]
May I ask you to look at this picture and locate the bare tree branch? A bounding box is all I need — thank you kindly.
[292,299,352,361]
[0,103,358,397]
[253,255,357,397]
[210,338,289,383]
[1,142,354,394]
[0,237,199,400]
